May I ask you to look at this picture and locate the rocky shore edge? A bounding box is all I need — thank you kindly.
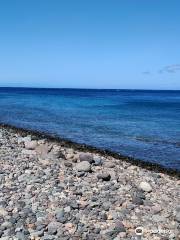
[1,123,179,178]
[0,124,179,239]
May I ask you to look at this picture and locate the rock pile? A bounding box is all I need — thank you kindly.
[0,126,179,239]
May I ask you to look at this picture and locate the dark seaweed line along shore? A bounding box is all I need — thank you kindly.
[0,124,180,239]
[1,123,180,178]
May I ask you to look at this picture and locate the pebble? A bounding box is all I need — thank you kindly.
[97,172,111,181]
[132,196,144,205]
[0,208,8,217]
[75,161,91,172]
[139,181,152,192]
[93,156,103,166]
[25,140,37,150]
[47,222,59,235]
[79,153,94,164]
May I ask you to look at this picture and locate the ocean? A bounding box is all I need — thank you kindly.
[0,87,179,170]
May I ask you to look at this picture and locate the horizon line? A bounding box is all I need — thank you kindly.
[0,86,179,91]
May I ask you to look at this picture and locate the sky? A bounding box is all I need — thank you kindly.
[0,0,180,90]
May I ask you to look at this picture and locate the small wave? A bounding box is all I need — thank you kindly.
[134,136,180,147]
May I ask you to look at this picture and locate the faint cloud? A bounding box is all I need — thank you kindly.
[158,64,180,74]
[142,71,151,75]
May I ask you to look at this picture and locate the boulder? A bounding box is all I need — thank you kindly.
[76,161,91,172]
[79,153,94,164]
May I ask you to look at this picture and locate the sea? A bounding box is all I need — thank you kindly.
[0,87,179,170]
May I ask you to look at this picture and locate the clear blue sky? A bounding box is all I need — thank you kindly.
[0,0,180,89]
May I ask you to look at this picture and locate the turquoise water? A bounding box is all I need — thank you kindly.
[0,87,179,170]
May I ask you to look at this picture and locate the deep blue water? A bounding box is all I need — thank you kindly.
[0,87,180,170]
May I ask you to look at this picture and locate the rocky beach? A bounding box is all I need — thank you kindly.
[0,125,179,240]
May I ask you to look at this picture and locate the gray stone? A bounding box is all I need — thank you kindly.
[76,161,91,172]
[64,206,71,213]
[47,221,60,235]
[55,208,64,218]
[97,173,111,181]
[94,157,103,166]
[151,215,166,222]
[132,196,144,205]
[114,221,126,232]
[42,235,55,240]
[56,209,67,223]
[15,232,27,240]
[104,162,116,168]
[56,216,67,223]
[1,221,12,229]
[31,230,44,237]
[64,162,72,168]
[79,153,94,164]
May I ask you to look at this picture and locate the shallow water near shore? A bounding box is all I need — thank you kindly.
[0,87,180,170]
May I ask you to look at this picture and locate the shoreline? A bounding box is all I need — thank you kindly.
[0,123,179,178]
[0,124,179,239]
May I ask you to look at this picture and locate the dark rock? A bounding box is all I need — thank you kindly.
[97,173,111,181]
[106,221,126,238]
[76,172,85,177]
[56,216,67,224]
[114,221,126,232]
[94,228,101,234]
[100,212,107,220]
[64,162,72,168]
[132,196,144,205]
